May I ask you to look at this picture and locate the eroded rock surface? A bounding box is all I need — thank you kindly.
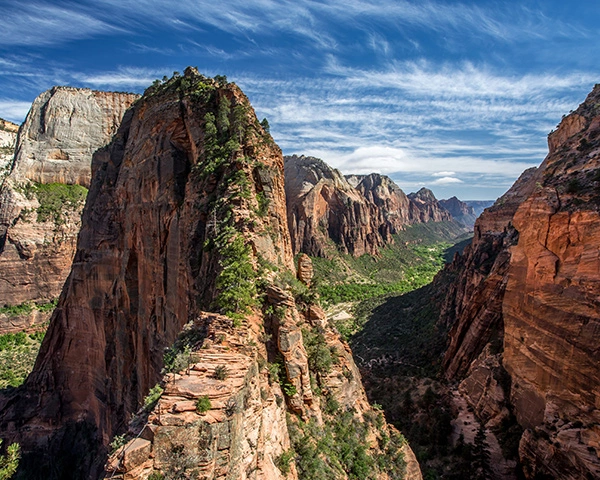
[0,88,138,332]
[439,84,600,479]
[0,70,418,480]
[284,155,459,257]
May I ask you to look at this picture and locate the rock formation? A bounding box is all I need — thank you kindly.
[439,196,477,228]
[0,69,418,480]
[0,118,18,178]
[284,155,459,257]
[407,188,452,223]
[439,84,600,479]
[0,88,138,333]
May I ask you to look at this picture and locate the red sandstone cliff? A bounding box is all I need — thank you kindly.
[0,69,418,480]
[440,84,600,479]
[284,155,459,257]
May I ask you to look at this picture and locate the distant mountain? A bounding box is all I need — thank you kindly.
[284,154,463,257]
[464,199,494,217]
[439,196,477,227]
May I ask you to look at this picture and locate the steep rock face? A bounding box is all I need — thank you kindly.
[284,155,389,257]
[502,86,600,479]
[407,188,452,223]
[439,196,477,228]
[440,84,600,479]
[0,70,417,480]
[0,89,138,332]
[10,86,139,187]
[441,167,538,379]
[284,156,458,257]
[0,118,18,178]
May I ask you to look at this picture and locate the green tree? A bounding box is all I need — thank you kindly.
[260,117,270,133]
[217,96,231,135]
[0,440,20,479]
[215,235,257,319]
[472,424,491,480]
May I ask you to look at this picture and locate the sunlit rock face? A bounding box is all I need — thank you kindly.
[0,70,419,480]
[284,155,456,258]
[441,84,600,479]
[0,88,138,333]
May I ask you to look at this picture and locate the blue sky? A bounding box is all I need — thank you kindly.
[1,1,599,200]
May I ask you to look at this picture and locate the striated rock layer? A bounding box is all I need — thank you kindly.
[284,155,456,257]
[440,84,600,479]
[0,69,418,480]
[0,88,138,332]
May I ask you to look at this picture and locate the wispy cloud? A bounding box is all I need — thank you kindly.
[0,2,120,47]
[72,67,171,88]
[0,100,33,124]
[433,176,463,185]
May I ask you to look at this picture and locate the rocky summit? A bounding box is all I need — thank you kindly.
[0,69,419,480]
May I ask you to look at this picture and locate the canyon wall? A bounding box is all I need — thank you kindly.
[0,88,138,332]
[284,155,458,257]
[440,84,600,479]
[0,69,418,480]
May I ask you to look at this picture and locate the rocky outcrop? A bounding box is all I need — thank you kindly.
[284,156,461,257]
[439,196,477,228]
[0,69,416,480]
[407,188,452,223]
[9,87,139,187]
[0,118,18,178]
[439,84,600,479]
[284,155,390,257]
[441,167,538,379]
[0,88,138,333]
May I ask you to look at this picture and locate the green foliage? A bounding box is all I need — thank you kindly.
[163,344,191,374]
[255,191,270,216]
[0,299,57,317]
[302,327,333,376]
[287,408,406,480]
[275,449,294,476]
[143,384,163,412]
[109,434,126,453]
[215,234,258,319]
[217,96,231,134]
[0,326,46,390]
[0,440,20,480]
[214,365,228,380]
[268,362,282,384]
[162,325,206,374]
[195,395,212,413]
[31,182,88,225]
[260,117,270,133]
[148,472,165,480]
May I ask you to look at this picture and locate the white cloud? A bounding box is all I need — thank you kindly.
[0,2,120,47]
[73,67,171,88]
[0,100,32,124]
[433,171,455,177]
[433,176,463,185]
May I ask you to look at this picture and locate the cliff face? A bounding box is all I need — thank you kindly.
[0,118,18,178]
[0,88,138,332]
[284,155,458,257]
[284,155,390,257]
[440,84,600,479]
[407,188,452,223]
[439,196,477,228]
[0,70,417,480]
[10,87,139,187]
